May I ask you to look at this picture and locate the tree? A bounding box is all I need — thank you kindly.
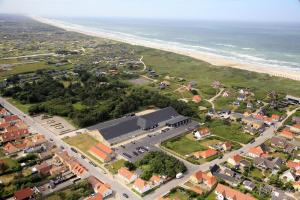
[124,161,136,171]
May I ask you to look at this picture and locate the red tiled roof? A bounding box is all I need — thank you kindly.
[287,161,300,169]
[118,167,136,180]
[194,149,218,159]
[215,184,256,200]
[95,143,113,155]
[3,115,19,122]
[14,188,33,200]
[134,178,148,190]
[89,146,110,161]
[86,193,103,200]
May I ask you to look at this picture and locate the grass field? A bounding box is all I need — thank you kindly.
[168,190,189,200]
[6,98,33,114]
[207,120,254,144]
[105,159,125,174]
[162,134,207,156]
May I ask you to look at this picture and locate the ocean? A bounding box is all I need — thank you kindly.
[54,17,300,71]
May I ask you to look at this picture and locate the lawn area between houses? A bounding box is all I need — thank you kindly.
[161,134,207,156]
[105,159,126,174]
[207,120,254,144]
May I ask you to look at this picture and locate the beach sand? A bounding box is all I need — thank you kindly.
[32,16,300,81]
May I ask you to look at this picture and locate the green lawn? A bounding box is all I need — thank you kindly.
[162,134,207,156]
[6,98,33,114]
[207,120,254,144]
[205,191,217,200]
[251,168,264,179]
[169,190,189,200]
[105,159,125,174]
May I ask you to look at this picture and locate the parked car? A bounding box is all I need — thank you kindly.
[71,147,78,153]
[122,193,129,198]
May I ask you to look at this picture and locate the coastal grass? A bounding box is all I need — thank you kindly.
[136,47,300,100]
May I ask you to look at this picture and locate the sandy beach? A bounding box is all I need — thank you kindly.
[32,16,300,81]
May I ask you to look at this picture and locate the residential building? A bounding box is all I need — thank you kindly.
[287,161,300,170]
[89,146,111,163]
[193,149,218,159]
[243,180,256,191]
[248,145,268,158]
[190,170,217,188]
[280,129,295,140]
[3,142,19,155]
[14,188,34,200]
[118,167,138,183]
[133,178,152,194]
[227,154,243,167]
[150,175,163,187]
[85,193,103,200]
[215,184,256,200]
[193,128,211,140]
[88,176,112,198]
[290,124,300,134]
[253,157,283,171]
[222,141,232,151]
[32,162,52,175]
[270,137,288,149]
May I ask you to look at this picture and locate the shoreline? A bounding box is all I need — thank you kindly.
[31,16,300,81]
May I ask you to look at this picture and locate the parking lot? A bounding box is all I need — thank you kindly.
[34,115,76,136]
[115,121,199,162]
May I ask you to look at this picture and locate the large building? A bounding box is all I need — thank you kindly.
[88,107,191,146]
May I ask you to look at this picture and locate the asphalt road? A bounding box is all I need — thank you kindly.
[0,97,141,200]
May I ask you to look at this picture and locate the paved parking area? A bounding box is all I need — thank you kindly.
[34,115,76,136]
[115,121,199,162]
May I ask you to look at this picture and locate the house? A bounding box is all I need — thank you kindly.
[270,137,288,149]
[253,157,283,171]
[248,145,268,158]
[0,127,30,143]
[227,154,243,167]
[271,114,281,122]
[192,95,202,103]
[150,175,163,187]
[86,193,103,200]
[214,169,243,187]
[0,108,10,117]
[3,142,19,155]
[237,95,246,101]
[2,115,20,123]
[193,149,218,159]
[133,178,152,194]
[215,184,256,200]
[222,141,232,151]
[32,162,52,175]
[242,117,264,130]
[31,134,47,145]
[118,167,138,183]
[14,188,34,200]
[193,128,211,140]
[290,124,300,134]
[230,113,244,122]
[271,189,294,200]
[190,170,217,188]
[240,160,251,170]
[222,91,230,97]
[287,161,300,170]
[53,151,88,178]
[210,164,221,175]
[292,116,300,124]
[243,180,256,191]
[88,176,112,198]
[280,129,295,140]
[281,170,298,182]
[293,182,300,191]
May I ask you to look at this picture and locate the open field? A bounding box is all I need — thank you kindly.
[207,120,254,144]
[162,134,207,156]
[6,98,34,114]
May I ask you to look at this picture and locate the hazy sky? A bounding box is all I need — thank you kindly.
[0,0,300,22]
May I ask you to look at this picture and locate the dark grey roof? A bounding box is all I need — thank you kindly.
[243,180,256,189]
[165,115,190,125]
[99,116,140,140]
[90,107,180,141]
[139,107,179,126]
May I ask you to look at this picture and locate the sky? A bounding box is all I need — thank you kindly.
[0,0,300,22]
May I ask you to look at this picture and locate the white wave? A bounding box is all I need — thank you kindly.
[216,43,236,48]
